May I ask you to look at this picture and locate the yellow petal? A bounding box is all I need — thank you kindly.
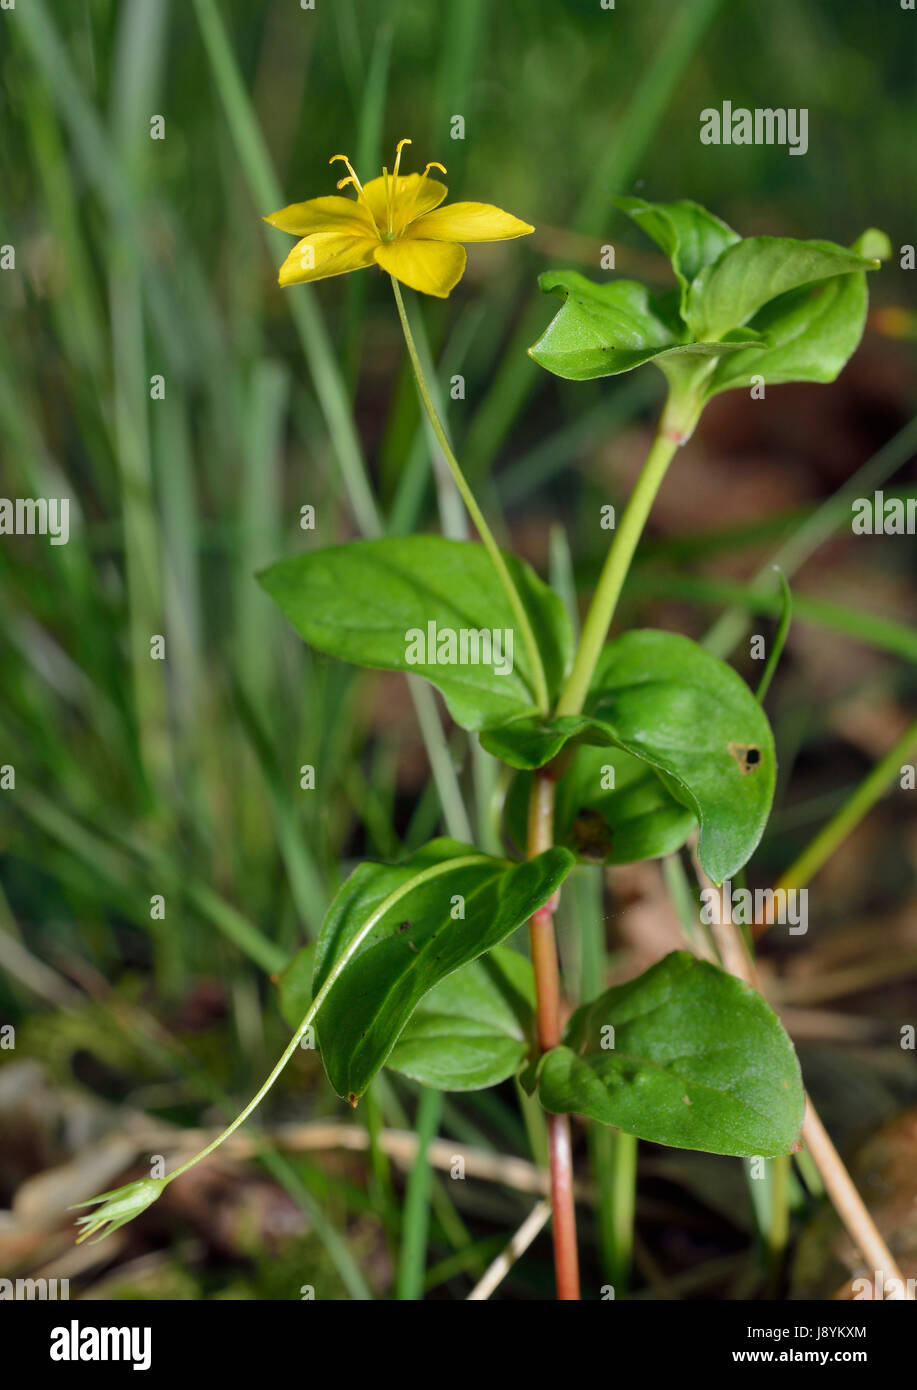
[373,239,466,298]
[407,201,535,242]
[278,231,378,287]
[264,195,376,237]
[362,174,448,236]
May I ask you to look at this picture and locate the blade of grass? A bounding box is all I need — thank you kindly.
[703,413,917,659]
[769,716,917,906]
[396,1088,443,1301]
[755,568,793,703]
[628,570,917,665]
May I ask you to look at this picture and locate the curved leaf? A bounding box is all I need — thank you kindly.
[480,712,584,769]
[704,263,868,397]
[484,630,775,883]
[259,536,572,733]
[505,744,696,866]
[278,942,316,1030]
[386,946,535,1090]
[538,951,804,1157]
[311,838,573,1103]
[528,270,762,382]
[585,632,775,882]
[616,195,740,310]
[686,235,880,342]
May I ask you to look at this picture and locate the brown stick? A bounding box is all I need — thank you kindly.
[690,855,910,1297]
[800,1099,908,1298]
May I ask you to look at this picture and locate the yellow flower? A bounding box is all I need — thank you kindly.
[264,139,534,299]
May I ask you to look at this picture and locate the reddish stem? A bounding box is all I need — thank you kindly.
[547,1114,580,1299]
[527,769,581,1300]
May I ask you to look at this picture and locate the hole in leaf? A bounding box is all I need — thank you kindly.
[728,742,762,775]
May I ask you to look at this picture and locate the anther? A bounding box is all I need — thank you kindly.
[329,153,364,195]
[392,138,412,180]
[401,160,448,225]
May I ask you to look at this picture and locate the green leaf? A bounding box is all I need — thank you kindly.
[529,273,680,380]
[481,712,583,769]
[585,632,775,882]
[311,838,573,1103]
[852,228,892,262]
[386,947,535,1090]
[528,271,762,382]
[277,943,315,1030]
[704,273,867,396]
[616,196,740,310]
[484,630,776,883]
[505,745,696,866]
[685,235,880,343]
[702,229,887,398]
[538,951,804,1157]
[259,536,572,733]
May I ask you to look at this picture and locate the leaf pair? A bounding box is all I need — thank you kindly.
[279,837,572,1103]
[262,538,774,883]
[284,871,804,1157]
[484,628,776,886]
[280,934,535,1094]
[529,195,887,400]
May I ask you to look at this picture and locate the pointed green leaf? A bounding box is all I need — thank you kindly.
[685,235,880,342]
[277,943,316,1030]
[481,712,584,769]
[386,947,535,1091]
[616,195,740,309]
[538,951,804,1157]
[703,230,888,397]
[529,270,765,381]
[705,273,867,395]
[259,536,572,733]
[529,273,681,379]
[505,745,696,866]
[311,838,573,1103]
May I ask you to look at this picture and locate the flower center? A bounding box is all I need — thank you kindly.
[331,143,448,239]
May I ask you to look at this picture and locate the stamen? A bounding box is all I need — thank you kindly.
[382,165,393,237]
[329,153,365,197]
[392,138,412,181]
[400,160,448,227]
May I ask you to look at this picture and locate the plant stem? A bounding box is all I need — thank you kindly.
[517,385,702,1298]
[555,390,698,717]
[526,767,581,1299]
[390,275,550,715]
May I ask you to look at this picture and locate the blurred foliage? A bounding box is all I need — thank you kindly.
[0,0,915,1299]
